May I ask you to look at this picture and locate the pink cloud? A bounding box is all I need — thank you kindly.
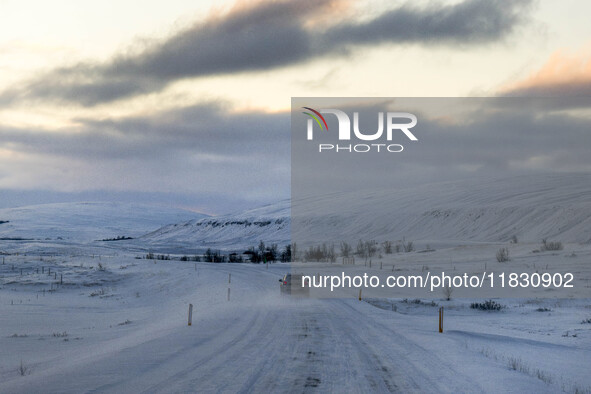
[500,43,591,96]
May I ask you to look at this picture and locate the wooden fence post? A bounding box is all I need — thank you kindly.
[439,307,444,333]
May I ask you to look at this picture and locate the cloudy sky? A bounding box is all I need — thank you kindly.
[1,0,590,214]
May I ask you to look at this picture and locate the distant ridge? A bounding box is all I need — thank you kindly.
[141,200,290,251]
[143,174,591,251]
[0,202,206,242]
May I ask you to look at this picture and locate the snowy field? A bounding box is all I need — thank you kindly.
[1,244,589,393]
[1,174,590,393]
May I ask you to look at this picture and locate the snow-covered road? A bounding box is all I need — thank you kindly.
[0,259,578,393]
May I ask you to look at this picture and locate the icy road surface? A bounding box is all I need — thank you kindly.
[0,256,584,393]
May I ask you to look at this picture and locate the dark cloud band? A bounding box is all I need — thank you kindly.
[0,0,533,106]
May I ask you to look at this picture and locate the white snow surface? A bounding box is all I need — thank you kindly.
[140,173,591,252]
[0,202,206,243]
[141,200,290,252]
[1,254,589,393]
[0,174,590,392]
[292,173,591,245]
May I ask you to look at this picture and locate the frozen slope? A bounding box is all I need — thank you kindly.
[141,200,290,251]
[0,202,206,242]
[141,173,591,251]
[292,173,591,245]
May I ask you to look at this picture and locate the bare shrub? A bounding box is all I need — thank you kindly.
[304,243,335,262]
[442,286,453,301]
[541,239,563,251]
[340,242,352,258]
[508,357,552,385]
[534,369,552,384]
[365,240,378,257]
[496,247,509,262]
[471,300,504,311]
[401,298,438,307]
[52,331,68,338]
[17,360,29,376]
[508,357,528,373]
[89,288,106,297]
[356,240,366,258]
[382,241,392,254]
[403,241,414,253]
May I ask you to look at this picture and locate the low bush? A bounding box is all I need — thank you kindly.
[470,300,504,311]
[496,247,509,262]
[17,360,29,376]
[541,239,563,251]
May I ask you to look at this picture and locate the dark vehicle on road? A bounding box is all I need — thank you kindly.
[279,273,310,296]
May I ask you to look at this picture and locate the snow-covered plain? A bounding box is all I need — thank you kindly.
[0,202,206,243]
[1,251,589,393]
[1,174,590,393]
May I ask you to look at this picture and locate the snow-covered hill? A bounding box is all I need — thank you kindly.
[292,173,591,245]
[142,173,591,251]
[5,174,586,252]
[0,202,206,242]
[141,200,290,251]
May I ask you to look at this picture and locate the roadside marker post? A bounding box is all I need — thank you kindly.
[188,304,193,326]
[439,307,444,333]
